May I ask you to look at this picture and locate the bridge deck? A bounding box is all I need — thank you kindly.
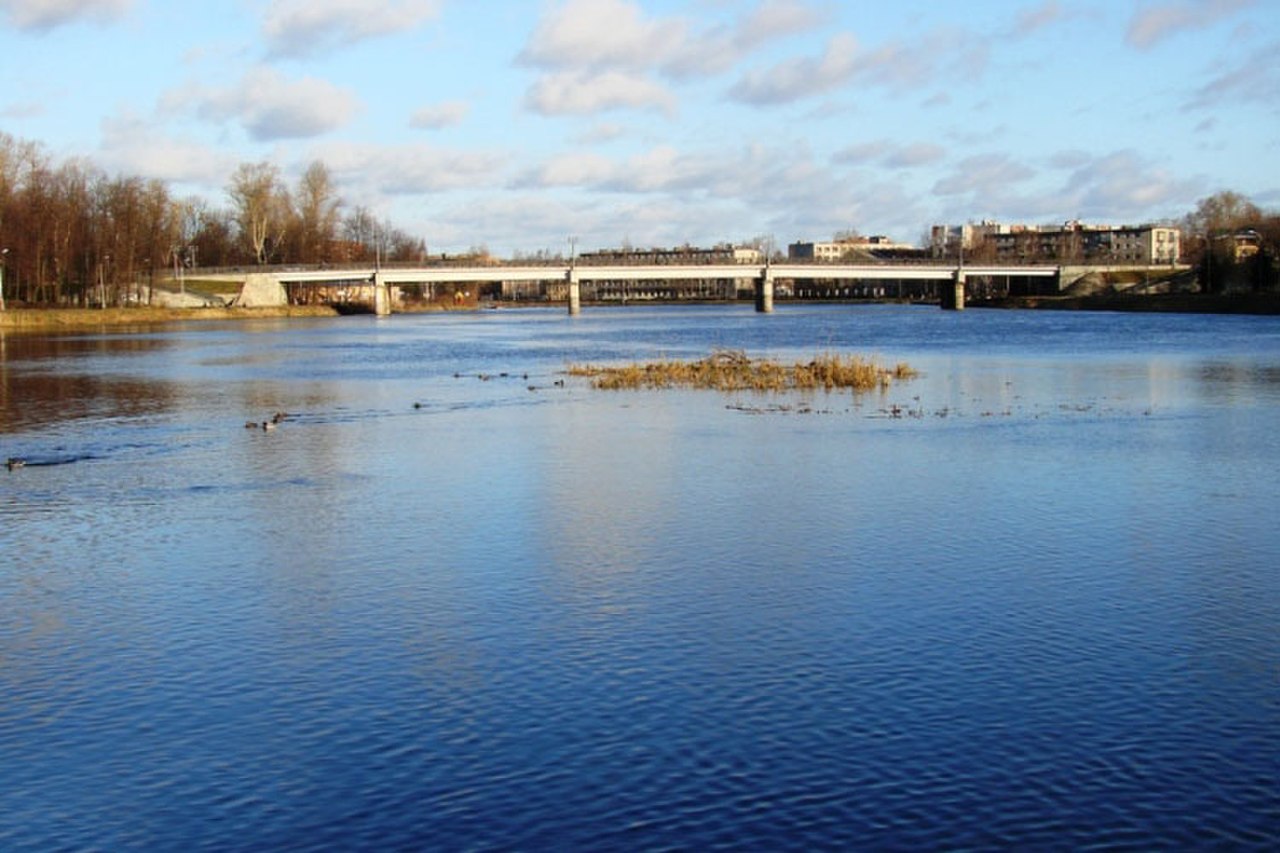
[193,262,1063,286]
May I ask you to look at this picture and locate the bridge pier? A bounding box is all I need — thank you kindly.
[373,272,392,316]
[567,268,581,315]
[941,271,966,311]
[755,268,774,313]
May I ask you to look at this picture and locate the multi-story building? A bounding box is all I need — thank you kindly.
[933,220,1181,264]
[789,235,917,261]
[930,221,1011,257]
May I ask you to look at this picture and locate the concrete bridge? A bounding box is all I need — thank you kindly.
[201,262,1067,315]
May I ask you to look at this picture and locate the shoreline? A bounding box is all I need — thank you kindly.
[3,291,1279,331]
[970,292,1280,315]
[0,305,341,331]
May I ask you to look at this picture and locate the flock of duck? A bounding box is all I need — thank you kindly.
[10,374,583,472]
[244,411,290,431]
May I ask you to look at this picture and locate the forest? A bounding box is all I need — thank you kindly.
[0,131,426,307]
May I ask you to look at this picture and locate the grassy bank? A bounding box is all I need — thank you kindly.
[0,304,340,331]
[569,349,917,392]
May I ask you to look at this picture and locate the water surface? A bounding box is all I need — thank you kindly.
[1,305,1277,849]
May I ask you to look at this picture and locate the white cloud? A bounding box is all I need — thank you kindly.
[175,67,360,141]
[1126,0,1254,49]
[410,100,469,130]
[575,122,629,144]
[262,0,442,58]
[729,33,859,104]
[927,149,1203,225]
[1186,39,1280,109]
[834,140,946,169]
[525,71,677,117]
[1057,149,1203,217]
[519,0,687,71]
[885,143,947,169]
[518,0,828,116]
[666,0,828,77]
[933,153,1037,197]
[97,113,233,187]
[736,0,826,49]
[1,99,43,119]
[0,0,131,31]
[729,27,988,106]
[833,140,893,166]
[515,151,618,188]
[1007,1,1096,39]
[314,141,507,195]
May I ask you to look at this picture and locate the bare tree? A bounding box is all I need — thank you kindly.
[1185,190,1262,238]
[228,162,291,265]
[294,160,341,264]
[342,205,378,261]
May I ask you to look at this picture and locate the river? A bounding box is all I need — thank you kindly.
[1,304,1277,849]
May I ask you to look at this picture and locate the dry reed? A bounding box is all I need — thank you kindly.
[569,349,917,393]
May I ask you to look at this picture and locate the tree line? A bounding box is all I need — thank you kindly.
[1181,190,1280,294]
[0,132,426,307]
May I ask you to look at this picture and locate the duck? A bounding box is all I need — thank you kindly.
[6,457,26,471]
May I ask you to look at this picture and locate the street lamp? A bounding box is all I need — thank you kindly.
[1,248,8,311]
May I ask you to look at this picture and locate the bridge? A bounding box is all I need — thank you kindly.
[196,262,1068,315]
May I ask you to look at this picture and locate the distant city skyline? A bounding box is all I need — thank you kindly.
[1,0,1276,254]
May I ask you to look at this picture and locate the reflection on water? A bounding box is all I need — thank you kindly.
[1,306,1278,850]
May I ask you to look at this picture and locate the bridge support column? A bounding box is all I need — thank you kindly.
[567,268,581,315]
[942,271,966,311]
[755,268,774,313]
[373,272,392,316]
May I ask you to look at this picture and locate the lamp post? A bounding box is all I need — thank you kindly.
[1,248,8,311]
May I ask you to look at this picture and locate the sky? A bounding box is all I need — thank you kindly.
[1,0,1277,255]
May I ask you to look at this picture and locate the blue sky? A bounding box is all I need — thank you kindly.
[1,0,1277,255]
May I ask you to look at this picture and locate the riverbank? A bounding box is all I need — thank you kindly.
[972,291,1280,315]
[5,292,1280,330]
[0,305,340,331]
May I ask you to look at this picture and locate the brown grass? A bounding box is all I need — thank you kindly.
[0,305,339,330]
[569,349,917,393]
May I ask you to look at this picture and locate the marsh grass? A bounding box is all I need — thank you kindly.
[569,349,917,393]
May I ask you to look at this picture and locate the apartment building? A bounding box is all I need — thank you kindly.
[789,235,917,261]
[933,221,1181,264]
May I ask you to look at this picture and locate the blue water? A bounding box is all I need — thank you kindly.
[1,304,1277,849]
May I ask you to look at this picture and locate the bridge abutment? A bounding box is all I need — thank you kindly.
[236,273,288,308]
